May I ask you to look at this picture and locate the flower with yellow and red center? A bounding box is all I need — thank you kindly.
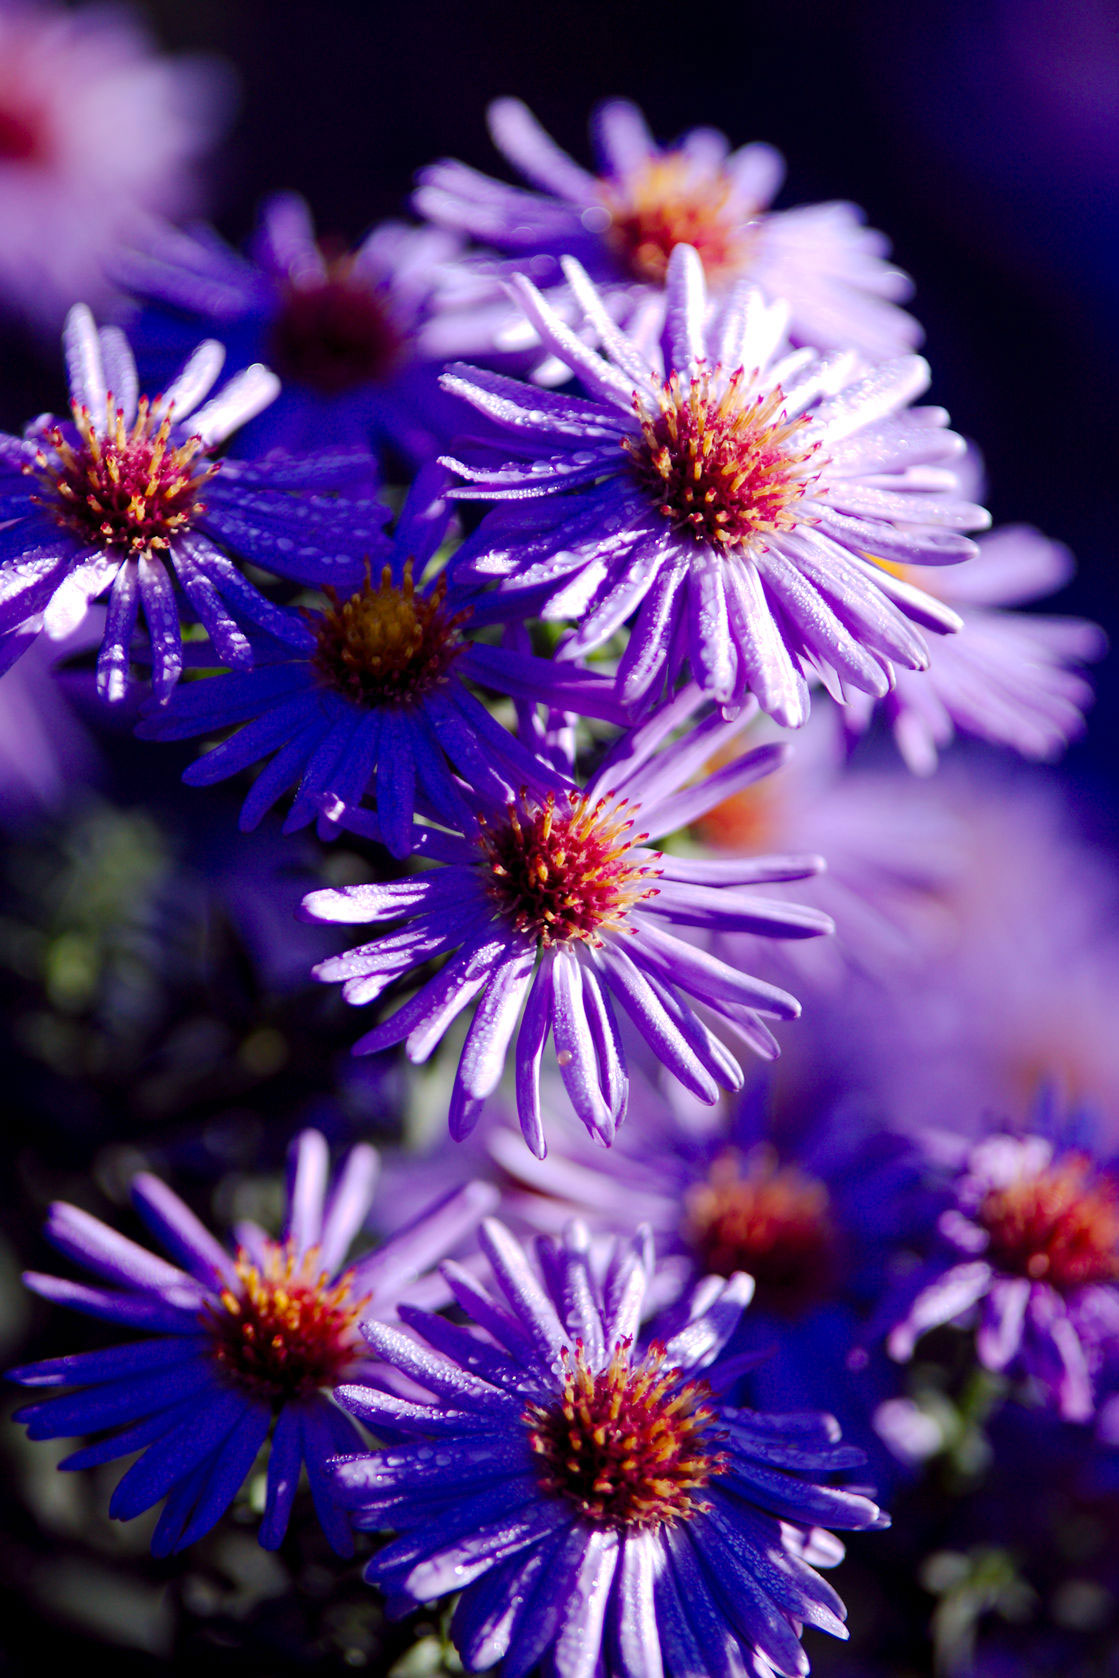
[888,1112,1119,1422]
[8,1129,497,1556]
[139,465,625,853]
[118,192,485,463]
[0,304,388,702]
[302,685,832,1156]
[0,0,229,331]
[414,96,920,363]
[331,1217,886,1678]
[442,245,988,728]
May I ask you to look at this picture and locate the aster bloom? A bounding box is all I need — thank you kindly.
[443,245,988,727]
[9,1130,496,1555]
[887,1113,1119,1422]
[138,466,625,852]
[302,685,832,1155]
[415,96,920,362]
[0,0,230,329]
[0,304,387,700]
[120,192,484,461]
[486,1080,926,1434]
[332,1217,886,1678]
[842,524,1106,773]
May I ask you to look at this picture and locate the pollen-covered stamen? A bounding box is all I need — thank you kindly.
[599,154,758,287]
[28,395,216,555]
[479,789,662,947]
[977,1150,1119,1289]
[525,1338,728,1529]
[312,559,468,707]
[207,1242,369,1406]
[625,368,820,553]
[683,1147,839,1316]
[270,252,404,396]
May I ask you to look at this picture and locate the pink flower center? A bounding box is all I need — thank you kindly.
[207,1243,368,1406]
[270,254,404,396]
[312,560,467,707]
[599,155,757,286]
[977,1151,1119,1288]
[683,1148,838,1316]
[29,398,215,555]
[479,791,661,947]
[525,1338,728,1529]
[625,369,819,553]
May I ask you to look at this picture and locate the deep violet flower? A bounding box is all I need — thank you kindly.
[0,304,387,700]
[0,0,230,329]
[415,96,920,362]
[331,1218,887,1678]
[487,1083,926,1416]
[843,524,1106,772]
[119,192,484,461]
[302,685,833,1156]
[887,1111,1119,1422]
[9,1130,497,1556]
[443,245,988,727]
[138,466,625,853]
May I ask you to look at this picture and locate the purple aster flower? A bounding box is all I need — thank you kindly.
[843,523,1106,772]
[302,686,832,1155]
[332,1221,885,1678]
[120,193,484,462]
[887,1110,1119,1422]
[0,0,230,330]
[332,1217,887,1678]
[443,244,988,726]
[0,303,387,701]
[137,465,625,853]
[9,1129,497,1556]
[415,96,920,363]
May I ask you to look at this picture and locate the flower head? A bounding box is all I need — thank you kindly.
[120,193,480,461]
[139,465,624,849]
[415,96,920,361]
[0,304,386,700]
[9,1130,496,1555]
[303,686,832,1155]
[0,0,229,329]
[444,245,987,726]
[887,1109,1119,1422]
[333,1218,884,1677]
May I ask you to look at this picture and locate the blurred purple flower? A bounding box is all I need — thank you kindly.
[443,245,986,725]
[332,1217,886,1678]
[888,1112,1119,1422]
[844,524,1105,772]
[416,96,921,362]
[10,1129,496,1555]
[0,0,231,329]
[120,193,485,462]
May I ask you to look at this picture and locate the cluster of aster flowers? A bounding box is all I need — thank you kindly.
[2,31,1116,1677]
